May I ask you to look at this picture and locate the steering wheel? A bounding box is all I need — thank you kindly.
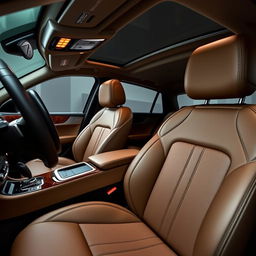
[0,59,60,168]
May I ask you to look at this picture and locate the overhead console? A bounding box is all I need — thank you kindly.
[40,20,111,71]
[39,0,131,71]
[58,0,127,28]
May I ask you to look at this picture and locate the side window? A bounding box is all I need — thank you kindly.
[245,92,256,104]
[152,93,163,113]
[32,76,95,113]
[122,82,163,113]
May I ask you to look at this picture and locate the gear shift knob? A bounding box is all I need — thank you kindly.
[16,162,32,179]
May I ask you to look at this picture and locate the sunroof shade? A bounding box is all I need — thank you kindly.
[89,2,224,66]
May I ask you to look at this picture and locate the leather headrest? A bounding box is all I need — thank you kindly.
[99,79,125,107]
[185,35,256,99]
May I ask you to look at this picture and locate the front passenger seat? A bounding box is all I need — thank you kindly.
[27,79,133,176]
[12,35,256,256]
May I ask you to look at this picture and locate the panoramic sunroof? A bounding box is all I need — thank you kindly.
[89,1,224,66]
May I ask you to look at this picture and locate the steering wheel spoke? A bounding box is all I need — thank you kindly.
[0,59,60,168]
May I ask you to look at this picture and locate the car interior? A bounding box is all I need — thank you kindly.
[1,0,256,256]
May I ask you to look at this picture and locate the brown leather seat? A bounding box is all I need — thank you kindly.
[12,35,256,256]
[27,79,133,176]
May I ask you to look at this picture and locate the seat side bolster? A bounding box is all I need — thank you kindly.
[124,135,166,217]
[194,162,256,256]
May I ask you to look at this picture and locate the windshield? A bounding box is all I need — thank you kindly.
[0,6,45,78]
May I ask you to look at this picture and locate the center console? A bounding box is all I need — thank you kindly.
[0,148,139,219]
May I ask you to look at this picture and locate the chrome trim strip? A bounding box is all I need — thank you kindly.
[53,162,96,182]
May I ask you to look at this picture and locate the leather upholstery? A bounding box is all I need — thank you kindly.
[13,35,256,256]
[185,35,256,99]
[27,79,132,175]
[72,106,132,162]
[124,104,256,255]
[98,79,125,107]
[88,149,139,169]
[11,202,176,256]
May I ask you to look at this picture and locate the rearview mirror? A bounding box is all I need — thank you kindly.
[17,40,34,60]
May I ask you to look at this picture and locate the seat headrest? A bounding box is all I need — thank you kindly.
[185,35,256,99]
[99,79,125,107]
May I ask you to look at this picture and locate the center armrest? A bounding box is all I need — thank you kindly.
[88,149,139,170]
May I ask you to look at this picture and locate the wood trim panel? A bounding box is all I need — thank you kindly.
[0,165,128,220]
[1,114,70,124]
[1,115,21,122]
[41,169,101,189]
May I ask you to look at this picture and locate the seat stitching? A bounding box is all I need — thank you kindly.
[96,242,163,256]
[166,147,205,237]
[128,113,193,213]
[128,109,193,213]
[43,202,137,222]
[96,117,132,154]
[113,109,116,127]
[114,108,121,128]
[159,145,196,231]
[89,236,157,247]
[77,224,94,256]
[92,127,104,154]
[158,107,193,137]
[95,128,111,153]
[235,109,249,162]
[73,125,91,161]
[91,127,105,155]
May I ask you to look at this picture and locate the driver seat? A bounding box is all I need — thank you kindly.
[26,79,133,176]
[11,35,256,256]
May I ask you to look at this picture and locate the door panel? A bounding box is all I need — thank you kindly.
[50,113,83,146]
[0,113,83,146]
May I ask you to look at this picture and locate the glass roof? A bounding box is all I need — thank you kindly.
[89,2,224,66]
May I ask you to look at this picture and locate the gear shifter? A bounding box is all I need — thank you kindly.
[16,162,32,179]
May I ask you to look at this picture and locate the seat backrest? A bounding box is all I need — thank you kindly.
[72,79,132,162]
[124,35,256,256]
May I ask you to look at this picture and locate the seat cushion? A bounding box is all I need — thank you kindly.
[26,157,76,176]
[11,202,176,256]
